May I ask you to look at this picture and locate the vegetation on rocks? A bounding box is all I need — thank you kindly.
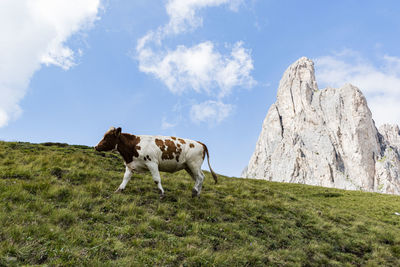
[0,141,400,266]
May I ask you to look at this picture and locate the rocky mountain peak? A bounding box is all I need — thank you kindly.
[243,57,400,195]
[276,57,317,120]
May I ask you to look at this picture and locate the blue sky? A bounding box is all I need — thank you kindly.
[1,0,400,177]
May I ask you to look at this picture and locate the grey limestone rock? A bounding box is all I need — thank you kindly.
[242,57,400,194]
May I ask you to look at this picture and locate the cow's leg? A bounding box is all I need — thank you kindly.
[185,166,196,182]
[147,163,165,197]
[116,166,133,192]
[193,170,205,197]
[187,163,204,197]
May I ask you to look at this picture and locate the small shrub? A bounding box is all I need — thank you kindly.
[50,167,64,179]
[41,142,69,147]
[313,192,343,198]
[0,169,32,180]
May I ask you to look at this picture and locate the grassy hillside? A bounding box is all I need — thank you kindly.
[0,141,400,266]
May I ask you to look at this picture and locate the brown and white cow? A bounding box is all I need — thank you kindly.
[94,127,218,197]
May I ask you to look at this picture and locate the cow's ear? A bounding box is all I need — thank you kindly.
[116,127,121,137]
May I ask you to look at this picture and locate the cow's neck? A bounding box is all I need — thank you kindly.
[117,133,140,164]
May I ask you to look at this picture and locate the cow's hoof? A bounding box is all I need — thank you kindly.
[159,189,165,199]
[192,188,199,198]
[115,187,124,193]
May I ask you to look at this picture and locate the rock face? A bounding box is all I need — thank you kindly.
[242,57,400,195]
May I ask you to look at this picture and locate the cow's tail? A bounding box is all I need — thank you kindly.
[202,144,218,184]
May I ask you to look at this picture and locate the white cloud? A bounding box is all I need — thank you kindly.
[315,50,400,126]
[161,117,178,130]
[138,41,254,97]
[0,0,101,127]
[136,0,253,125]
[136,0,243,50]
[165,0,242,35]
[190,100,233,124]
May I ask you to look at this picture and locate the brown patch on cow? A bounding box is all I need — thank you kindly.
[189,143,195,148]
[177,143,181,148]
[164,139,178,161]
[155,139,166,151]
[175,144,183,162]
[171,137,177,140]
[117,134,141,163]
[155,138,182,162]
[178,138,186,144]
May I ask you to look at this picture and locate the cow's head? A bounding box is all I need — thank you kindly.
[94,127,121,152]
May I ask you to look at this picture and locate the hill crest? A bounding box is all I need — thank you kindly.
[0,140,400,265]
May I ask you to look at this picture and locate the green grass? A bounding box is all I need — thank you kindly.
[1,141,400,266]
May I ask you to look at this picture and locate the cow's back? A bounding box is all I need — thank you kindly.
[136,135,204,173]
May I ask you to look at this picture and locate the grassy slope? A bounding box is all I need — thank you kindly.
[0,141,400,266]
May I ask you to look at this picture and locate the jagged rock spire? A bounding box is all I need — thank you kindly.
[243,57,400,195]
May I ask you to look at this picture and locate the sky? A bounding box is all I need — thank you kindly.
[1,0,400,177]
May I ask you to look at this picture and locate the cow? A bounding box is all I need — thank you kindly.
[94,127,218,197]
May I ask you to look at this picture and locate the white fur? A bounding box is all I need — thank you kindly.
[116,135,206,196]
